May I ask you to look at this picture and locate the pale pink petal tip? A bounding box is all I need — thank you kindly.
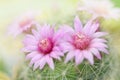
[74,16,83,32]
[64,51,74,63]
[75,50,84,65]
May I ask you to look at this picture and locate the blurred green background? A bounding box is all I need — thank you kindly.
[0,0,120,80]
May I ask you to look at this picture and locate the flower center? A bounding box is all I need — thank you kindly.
[38,38,53,54]
[73,33,91,50]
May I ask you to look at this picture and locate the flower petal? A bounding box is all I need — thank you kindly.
[22,46,38,52]
[53,46,61,51]
[26,51,38,60]
[75,50,84,65]
[60,42,74,53]
[65,51,75,63]
[26,34,36,40]
[91,38,107,43]
[90,43,108,48]
[39,57,46,69]
[53,25,74,43]
[89,22,99,35]
[90,48,101,59]
[93,32,108,38]
[46,55,54,70]
[52,50,64,57]
[40,24,54,39]
[83,19,93,34]
[74,16,83,32]
[52,47,64,56]
[83,50,94,65]
[50,52,61,60]
[97,48,109,54]
[23,36,38,46]
[29,54,43,66]
[32,29,41,40]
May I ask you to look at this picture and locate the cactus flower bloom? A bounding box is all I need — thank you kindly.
[22,24,67,70]
[8,12,36,37]
[63,16,108,65]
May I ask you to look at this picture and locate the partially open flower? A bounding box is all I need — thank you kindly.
[22,24,67,70]
[63,16,108,65]
[8,11,37,37]
[78,0,120,19]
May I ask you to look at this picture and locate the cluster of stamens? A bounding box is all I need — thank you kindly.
[73,33,91,50]
[38,38,53,54]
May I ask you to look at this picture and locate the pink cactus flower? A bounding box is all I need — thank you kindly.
[78,0,120,19]
[8,12,37,37]
[22,24,67,70]
[63,16,108,65]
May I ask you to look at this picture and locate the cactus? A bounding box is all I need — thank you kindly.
[13,53,112,80]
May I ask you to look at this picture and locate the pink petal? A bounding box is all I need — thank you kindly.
[83,50,94,65]
[23,36,38,46]
[33,60,41,70]
[90,43,108,48]
[53,25,74,42]
[39,57,46,69]
[50,52,61,60]
[74,16,83,32]
[91,38,107,43]
[26,34,36,40]
[60,42,74,53]
[90,48,101,60]
[33,57,46,70]
[97,48,109,54]
[65,51,75,63]
[22,24,31,31]
[22,46,38,52]
[40,24,54,39]
[52,46,64,56]
[32,29,41,40]
[83,19,93,34]
[53,46,61,51]
[48,26,54,38]
[46,55,54,70]
[93,32,108,38]
[56,51,64,56]
[51,50,64,57]
[26,51,38,60]
[29,54,43,66]
[89,22,99,35]
[64,34,74,43]
[75,50,84,65]
[8,23,23,37]
[13,29,22,37]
